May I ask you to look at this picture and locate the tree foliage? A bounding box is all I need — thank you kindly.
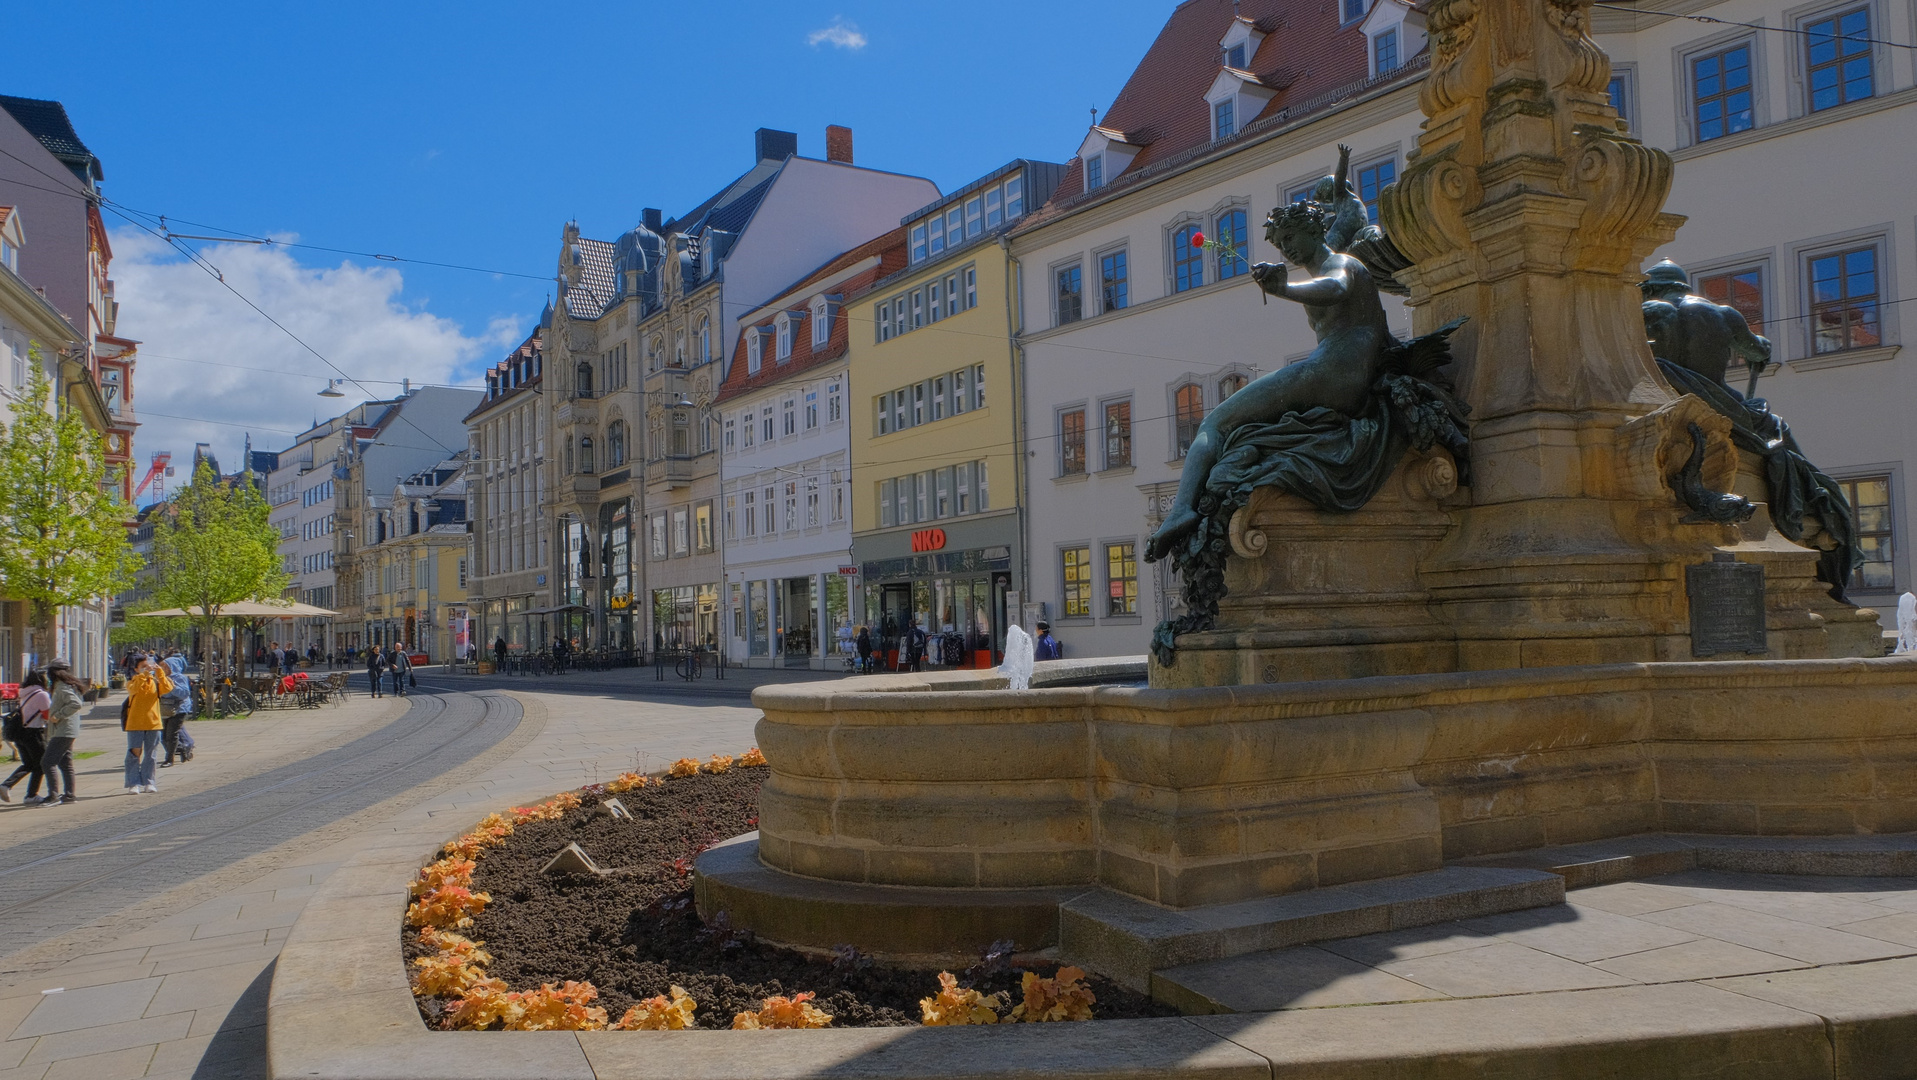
[0,361,140,656]
[151,459,286,663]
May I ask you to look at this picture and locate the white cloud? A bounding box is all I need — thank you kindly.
[806,18,867,50]
[109,229,520,477]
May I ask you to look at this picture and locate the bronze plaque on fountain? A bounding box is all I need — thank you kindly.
[1687,554,1767,657]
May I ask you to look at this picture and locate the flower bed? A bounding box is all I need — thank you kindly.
[403,754,1175,1030]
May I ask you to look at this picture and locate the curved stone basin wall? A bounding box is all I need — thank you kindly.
[755,655,1917,909]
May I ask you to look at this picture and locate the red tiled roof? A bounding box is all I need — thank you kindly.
[715,228,907,404]
[1026,0,1381,222]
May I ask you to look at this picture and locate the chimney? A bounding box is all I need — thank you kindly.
[826,125,853,164]
[754,127,798,163]
[642,207,662,231]
[402,377,411,395]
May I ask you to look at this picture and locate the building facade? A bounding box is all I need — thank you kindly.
[465,333,550,656]
[847,160,1064,669]
[358,464,469,661]
[719,230,902,667]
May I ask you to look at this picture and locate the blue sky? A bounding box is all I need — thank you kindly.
[7,1,1173,471]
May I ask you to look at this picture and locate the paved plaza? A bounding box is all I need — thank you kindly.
[0,672,781,1080]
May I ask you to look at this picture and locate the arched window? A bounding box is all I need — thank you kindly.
[1219,372,1248,400]
[699,319,712,364]
[607,421,626,468]
[579,437,596,474]
[1174,383,1205,456]
[575,361,593,398]
[674,330,686,368]
[648,336,663,372]
[1173,224,1205,292]
[1214,209,1249,279]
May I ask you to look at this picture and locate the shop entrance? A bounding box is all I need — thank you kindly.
[878,584,913,669]
[779,577,817,666]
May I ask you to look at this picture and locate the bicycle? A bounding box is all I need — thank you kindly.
[674,652,704,681]
[192,676,256,718]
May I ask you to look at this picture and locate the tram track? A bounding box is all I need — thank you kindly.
[0,688,520,942]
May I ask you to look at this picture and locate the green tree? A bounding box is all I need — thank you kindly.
[152,459,286,670]
[0,361,140,662]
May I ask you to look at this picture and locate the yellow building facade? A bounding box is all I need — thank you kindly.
[847,160,1064,668]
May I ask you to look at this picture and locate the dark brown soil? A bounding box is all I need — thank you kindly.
[405,767,1178,1029]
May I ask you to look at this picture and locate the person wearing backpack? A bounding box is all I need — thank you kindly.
[159,650,195,766]
[123,658,173,794]
[1,670,51,804]
[41,661,86,803]
[901,618,928,673]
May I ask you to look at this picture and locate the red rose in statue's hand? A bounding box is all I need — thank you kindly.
[1190,231,1206,248]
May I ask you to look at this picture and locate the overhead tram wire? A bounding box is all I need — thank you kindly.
[1590,1,1917,50]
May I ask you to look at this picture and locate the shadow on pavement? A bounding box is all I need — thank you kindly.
[195,959,272,1079]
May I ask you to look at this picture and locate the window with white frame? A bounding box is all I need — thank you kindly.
[879,479,896,527]
[782,397,796,437]
[1085,154,1104,191]
[761,405,774,443]
[828,379,842,422]
[1100,249,1129,313]
[1215,208,1249,279]
[1173,224,1205,292]
[831,470,845,523]
[1373,27,1399,73]
[806,477,820,527]
[1839,475,1895,590]
[1806,242,1882,354]
[747,329,763,373]
[699,319,711,364]
[744,490,757,536]
[762,485,777,532]
[1214,98,1235,140]
[775,313,794,361]
[1056,263,1084,325]
[1804,6,1874,112]
[1341,0,1368,24]
[1606,67,1635,131]
[1691,41,1756,142]
[811,299,830,346]
[805,387,819,429]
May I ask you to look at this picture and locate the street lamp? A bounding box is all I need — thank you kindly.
[319,379,346,398]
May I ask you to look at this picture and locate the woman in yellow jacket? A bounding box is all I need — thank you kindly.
[124,658,172,794]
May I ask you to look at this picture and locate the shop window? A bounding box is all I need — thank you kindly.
[1106,542,1138,616]
[1063,547,1093,618]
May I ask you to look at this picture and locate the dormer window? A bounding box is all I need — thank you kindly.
[928,213,946,256]
[775,313,794,361]
[1214,99,1236,140]
[1085,154,1104,191]
[811,298,832,347]
[747,328,764,374]
[1342,0,1370,24]
[1224,43,1246,69]
[1205,65,1278,145]
[1362,0,1426,78]
[1375,28,1399,73]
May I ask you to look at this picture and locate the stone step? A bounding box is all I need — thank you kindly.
[1457,832,1917,888]
[1060,865,1563,991]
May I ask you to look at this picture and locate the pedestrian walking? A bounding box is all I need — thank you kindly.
[855,625,873,673]
[493,636,507,671]
[41,661,86,803]
[901,619,927,673]
[1033,621,1063,661]
[389,645,413,696]
[1,671,51,804]
[366,646,386,698]
[123,658,172,794]
[159,649,195,766]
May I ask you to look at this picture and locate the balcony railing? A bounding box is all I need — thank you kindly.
[645,456,696,488]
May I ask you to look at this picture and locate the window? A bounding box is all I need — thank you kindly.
[1215,209,1249,279]
[673,509,689,555]
[607,421,626,467]
[579,437,595,474]
[783,481,797,531]
[1106,542,1138,616]
[1225,43,1246,69]
[895,475,912,524]
[651,514,667,558]
[935,468,952,517]
[965,196,983,239]
[725,495,737,540]
[974,364,986,410]
[696,503,713,552]
[911,290,924,329]
[1005,175,1024,219]
[776,314,794,361]
[946,207,963,247]
[1698,267,1766,336]
[928,214,946,257]
[805,387,819,429]
[1692,44,1754,142]
[1062,547,1093,618]
[813,302,831,346]
[831,471,845,523]
[879,479,895,527]
[985,187,1003,230]
[748,329,764,373]
[762,405,774,443]
[674,330,686,367]
[745,490,757,536]
[914,472,930,522]
[742,409,755,447]
[1056,264,1084,325]
[877,302,892,343]
[1219,372,1249,400]
[893,390,908,431]
[911,224,928,262]
[946,274,961,317]
[952,368,969,415]
[1085,154,1104,191]
[965,267,977,308]
[1174,384,1205,457]
[725,415,736,450]
[1342,0,1368,22]
[1104,400,1132,469]
[877,392,892,435]
[932,376,947,422]
[1174,225,1205,292]
[1100,250,1129,313]
[763,486,778,532]
[783,398,796,436]
[928,280,943,323]
[1807,7,1873,111]
[806,477,820,527]
[977,459,990,509]
[908,382,923,426]
[1841,476,1894,590]
[1374,27,1399,73]
[1808,246,1880,354]
[828,379,842,422]
[1214,98,1235,141]
[1357,160,1396,225]
[956,462,973,514]
[1607,69,1633,131]
[1060,408,1088,475]
[671,412,690,456]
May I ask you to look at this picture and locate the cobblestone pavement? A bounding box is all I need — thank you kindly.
[0,682,763,1080]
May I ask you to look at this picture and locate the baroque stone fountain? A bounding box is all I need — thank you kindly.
[698,0,1917,979]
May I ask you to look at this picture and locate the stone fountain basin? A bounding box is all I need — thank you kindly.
[741,654,1917,944]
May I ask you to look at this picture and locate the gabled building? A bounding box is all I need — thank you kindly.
[359,459,469,661]
[1011,0,1409,659]
[540,125,939,656]
[465,332,550,656]
[847,160,1064,670]
[719,229,904,667]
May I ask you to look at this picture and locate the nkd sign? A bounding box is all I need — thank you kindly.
[910,528,947,553]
